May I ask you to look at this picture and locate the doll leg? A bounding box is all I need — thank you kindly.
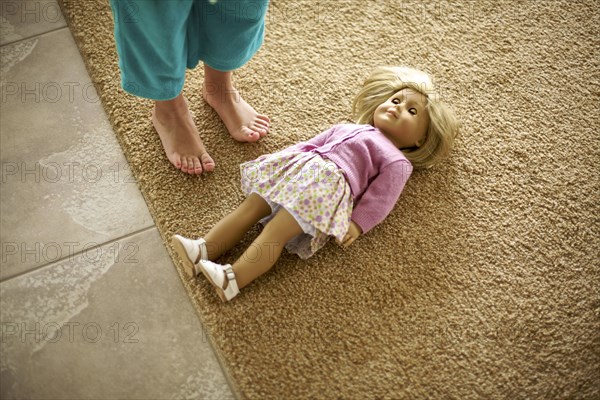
[230,207,303,290]
[203,193,271,260]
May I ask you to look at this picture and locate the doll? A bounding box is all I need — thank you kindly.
[172,66,459,301]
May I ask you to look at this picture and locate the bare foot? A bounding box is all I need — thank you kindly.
[202,66,270,143]
[203,85,270,142]
[152,95,215,175]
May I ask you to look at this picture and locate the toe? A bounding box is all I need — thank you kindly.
[246,131,261,142]
[192,157,203,174]
[201,153,215,172]
[257,114,271,124]
[255,119,270,131]
[240,127,260,142]
[186,156,196,174]
[254,121,269,136]
[180,157,189,172]
[171,154,182,169]
[252,125,267,138]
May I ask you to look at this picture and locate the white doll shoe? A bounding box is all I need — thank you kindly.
[198,260,239,302]
[171,234,208,278]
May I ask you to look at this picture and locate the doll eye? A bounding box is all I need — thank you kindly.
[392,98,401,104]
[409,108,417,115]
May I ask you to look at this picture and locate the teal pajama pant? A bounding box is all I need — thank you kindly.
[110,0,269,100]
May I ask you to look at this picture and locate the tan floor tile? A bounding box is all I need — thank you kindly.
[1,28,154,279]
[0,228,234,400]
[0,0,66,45]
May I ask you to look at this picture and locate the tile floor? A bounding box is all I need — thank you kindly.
[0,2,234,399]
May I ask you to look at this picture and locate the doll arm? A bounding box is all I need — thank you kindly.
[336,220,363,247]
[350,161,412,234]
[282,124,339,153]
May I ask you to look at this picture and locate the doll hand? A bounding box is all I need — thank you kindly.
[336,221,362,248]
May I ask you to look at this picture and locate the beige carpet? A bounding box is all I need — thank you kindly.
[59,0,599,398]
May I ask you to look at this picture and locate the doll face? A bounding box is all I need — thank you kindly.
[373,88,430,150]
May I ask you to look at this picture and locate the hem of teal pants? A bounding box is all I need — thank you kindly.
[121,53,260,100]
[196,53,255,73]
[120,78,185,101]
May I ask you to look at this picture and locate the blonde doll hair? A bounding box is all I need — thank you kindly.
[352,66,459,169]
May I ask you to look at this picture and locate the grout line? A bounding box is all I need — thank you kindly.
[0,225,157,284]
[0,25,68,48]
